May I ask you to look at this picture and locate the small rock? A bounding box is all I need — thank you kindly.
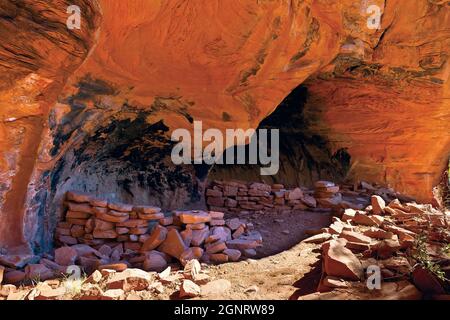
[205,241,227,254]
[322,239,363,281]
[371,195,386,215]
[244,285,259,293]
[54,247,78,266]
[126,293,142,300]
[141,225,168,252]
[193,273,210,285]
[108,202,133,212]
[102,289,125,300]
[210,253,229,264]
[184,259,201,279]
[25,264,54,281]
[242,249,257,257]
[106,268,151,292]
[303,233,331,244]
[339,231,372,245]
[143,251,168,272]
[178,211,211,224]
[412,267,445,295]
[66,191,91,203]
[157,229,187,260]
[323,276,348,288]
[226,218,242,231]
[0,284,16,297]
[98,244,112,257]
[158,266,171,280]
[85,270,103,284]
[288,188,304,200]
[223,249,241,262]
[35,285,66,300]
[99,263,128,272]
[180,280,201,298]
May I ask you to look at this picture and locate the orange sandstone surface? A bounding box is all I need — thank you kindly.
[0,0,449,251]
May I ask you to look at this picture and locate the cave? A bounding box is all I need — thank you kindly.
[0,0,449,301]
[209,85,351,187]
[25,80,349,255]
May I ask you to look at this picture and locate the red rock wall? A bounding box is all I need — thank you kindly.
[0,0,449,252]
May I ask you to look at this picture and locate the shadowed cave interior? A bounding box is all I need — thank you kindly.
[28,84,352,254]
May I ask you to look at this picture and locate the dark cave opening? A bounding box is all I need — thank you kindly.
[208,85,351,188]
[28,81,351,255]
[32,106,208,254]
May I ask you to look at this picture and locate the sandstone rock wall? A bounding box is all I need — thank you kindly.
[0,0,449,253]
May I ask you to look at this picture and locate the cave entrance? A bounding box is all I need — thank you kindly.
[31,103,209,254]
[208,85,351,187]
[204,84,351,257]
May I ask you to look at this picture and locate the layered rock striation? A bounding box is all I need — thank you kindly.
[0,0,449,254]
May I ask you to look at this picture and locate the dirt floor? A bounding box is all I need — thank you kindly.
[3,195,375,300]
[184,195,371,300]
[169,209,333,300]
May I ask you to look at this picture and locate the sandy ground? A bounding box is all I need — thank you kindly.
[184,209,333,300]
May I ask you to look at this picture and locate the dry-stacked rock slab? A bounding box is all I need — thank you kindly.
[301,193,450,299]
[44,192,264,280]
[206,180,318,214]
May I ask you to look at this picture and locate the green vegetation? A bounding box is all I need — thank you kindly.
[411,234,447,282]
